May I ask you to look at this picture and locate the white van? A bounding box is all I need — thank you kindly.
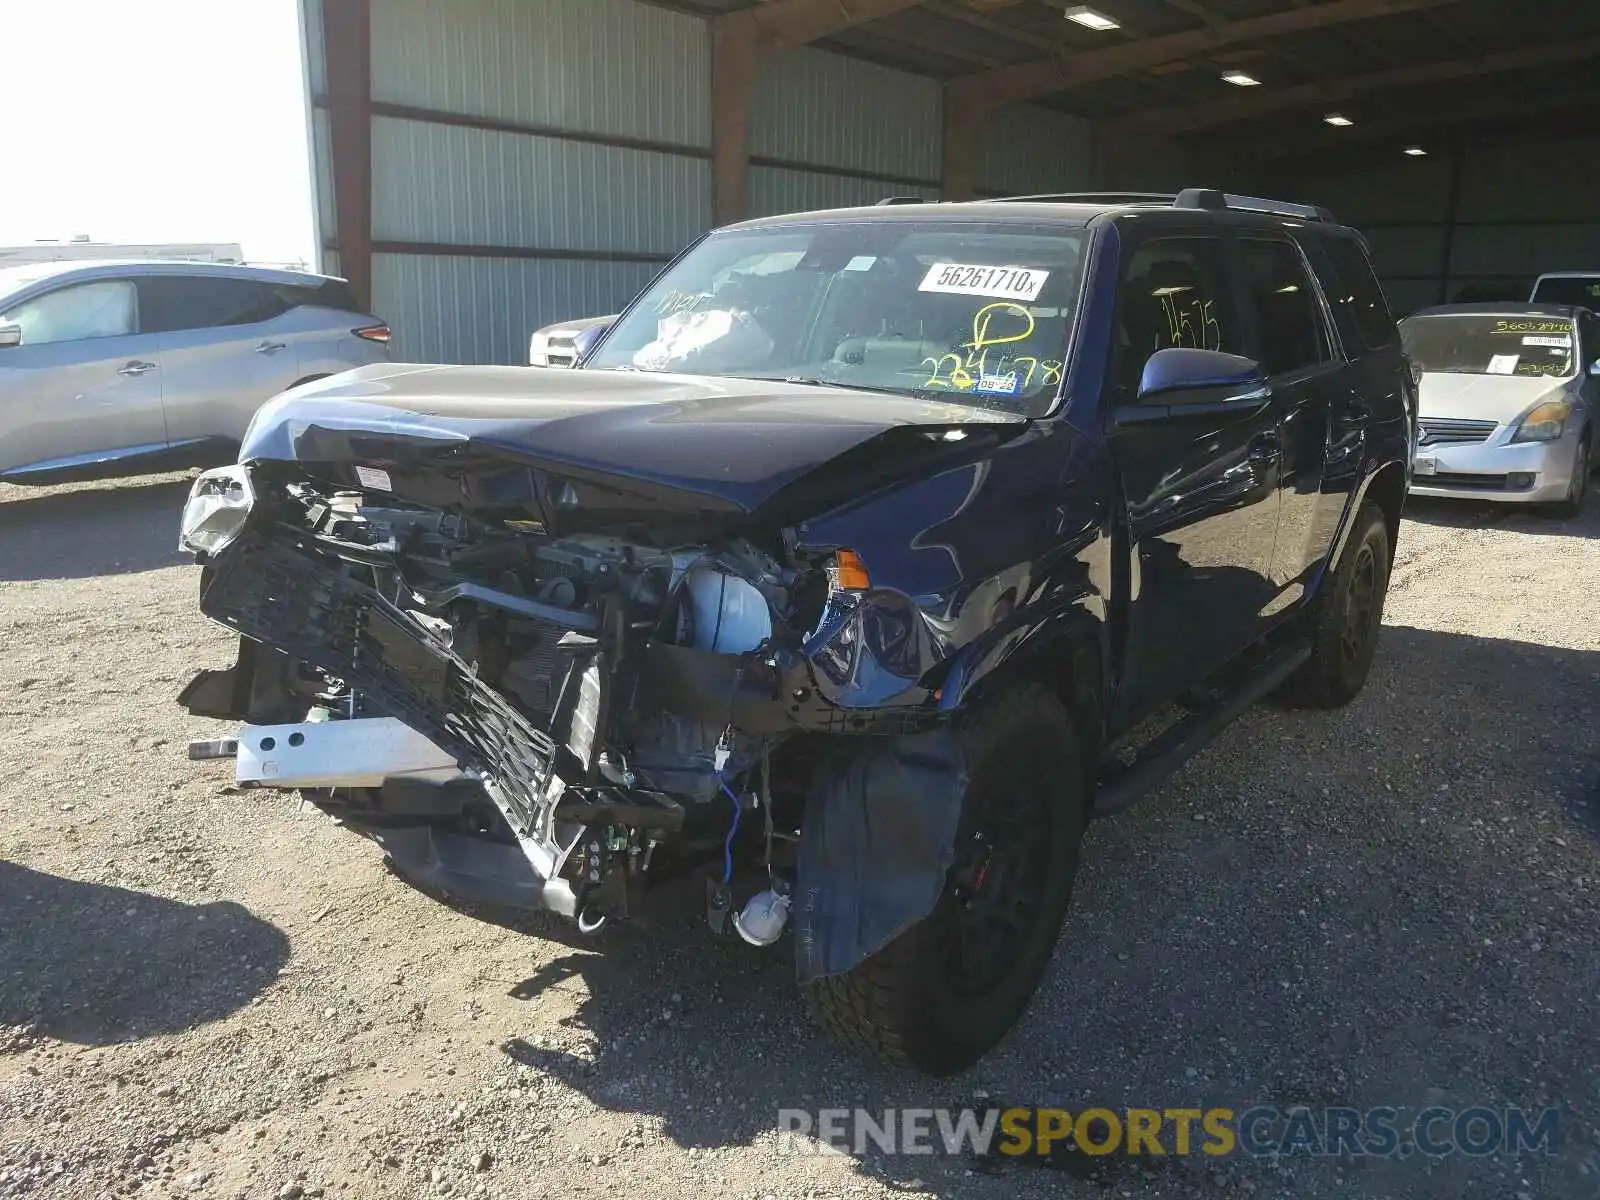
[1529,272,1600,310]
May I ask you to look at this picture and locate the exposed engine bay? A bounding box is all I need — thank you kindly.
[181,465,951,953]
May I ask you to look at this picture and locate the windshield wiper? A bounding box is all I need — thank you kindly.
[777,375,944,398]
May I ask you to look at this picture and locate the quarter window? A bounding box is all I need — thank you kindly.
[0,280,137,346]
[1110,236,1244,396]
[1237,238,1330,376]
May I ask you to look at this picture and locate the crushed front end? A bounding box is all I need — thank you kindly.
[177,452,942,937]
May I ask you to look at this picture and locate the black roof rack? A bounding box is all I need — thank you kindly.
[978,191,1176,206]
[977,187,1337,224]
[1174,187,1336,223]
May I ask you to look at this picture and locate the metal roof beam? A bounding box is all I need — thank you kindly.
[719,0,924,51]
[946,0,1465,114]
[1121,37,1600,135]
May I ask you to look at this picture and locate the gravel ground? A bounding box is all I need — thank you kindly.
[1,471,1597,1200]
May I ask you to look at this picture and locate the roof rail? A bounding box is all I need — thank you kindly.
[974,187,1338,223]
[979,191,1176,205]
[875,195,928,205]
[1175,188,1336,223]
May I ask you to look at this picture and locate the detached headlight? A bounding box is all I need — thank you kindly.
[179,465,255,556]
[1510,399,1572,443]
[529,329,551,367]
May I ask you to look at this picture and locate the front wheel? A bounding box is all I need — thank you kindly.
[1546,434,1590,519]
[802,683,1087,1076]
[1278,502,1391,709]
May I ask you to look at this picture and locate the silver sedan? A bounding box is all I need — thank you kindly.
[1400,303,1598,516]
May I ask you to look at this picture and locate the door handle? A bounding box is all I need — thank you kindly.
[1247,432,1282,465]
[117,360,156,376]
[1337,400,1371,430]
[255,341,287,355]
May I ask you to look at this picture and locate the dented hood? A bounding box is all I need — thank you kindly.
[240,363,1026,519]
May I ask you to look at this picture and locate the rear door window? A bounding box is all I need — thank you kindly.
[1313,235,1398,351]
[137,276,291,334]
[1236,238,1332,376]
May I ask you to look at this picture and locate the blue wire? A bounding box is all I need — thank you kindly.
[720,780,742,884]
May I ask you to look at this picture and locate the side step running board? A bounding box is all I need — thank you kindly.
[1093,641,1310,818]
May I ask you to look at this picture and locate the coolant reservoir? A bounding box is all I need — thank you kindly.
[686,567,772,654]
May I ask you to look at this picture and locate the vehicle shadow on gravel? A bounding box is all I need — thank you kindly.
[478,621,1599,1198]
[0,478,191,581]
[1403,493,1598,537]
[0,861,289,1044]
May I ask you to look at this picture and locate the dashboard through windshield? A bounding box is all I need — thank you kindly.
[584,220,1090,418]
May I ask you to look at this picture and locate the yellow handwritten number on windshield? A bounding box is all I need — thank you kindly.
[922,303,1038,389]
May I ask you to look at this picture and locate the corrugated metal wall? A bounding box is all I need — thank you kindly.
[369,0,709,147]
[747,48,941,217]
[977,105,1095,197]
[302,0,1192,364]
[371,253,661,365]
[369,118,708,253]
[338,0,710,362]
[1296,139,1600,315]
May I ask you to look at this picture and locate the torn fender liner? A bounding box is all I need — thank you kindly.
[794,729,966,984]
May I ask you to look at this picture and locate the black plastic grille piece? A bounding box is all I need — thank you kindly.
[1418,417,1497,446]
[201,532,556,832]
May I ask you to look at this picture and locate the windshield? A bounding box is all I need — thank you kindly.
[1529,276,1600,308]
[1400,314,1576,379]
[584,220,1089,417]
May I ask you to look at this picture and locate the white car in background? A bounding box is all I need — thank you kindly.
[528,313,614,368]
[1400,303,1598,516]
[0,260,390,485]
[1529,272,1600,311]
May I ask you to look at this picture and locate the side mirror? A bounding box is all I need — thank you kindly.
[571,321,613,366]
[1588,358,1600,377]
[0,323,21,349]
[1116,347,1270,426]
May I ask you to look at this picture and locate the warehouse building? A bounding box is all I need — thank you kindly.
[297,0,1600,364]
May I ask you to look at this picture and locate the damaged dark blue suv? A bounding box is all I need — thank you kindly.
[178,189,1413,1075]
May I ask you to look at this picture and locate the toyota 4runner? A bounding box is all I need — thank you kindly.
[178,188,1413,1076]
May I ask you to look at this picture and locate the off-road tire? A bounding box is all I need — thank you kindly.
[1278,502,1390,709]
[1545,432,1590,519]
[802,683,1087,1076]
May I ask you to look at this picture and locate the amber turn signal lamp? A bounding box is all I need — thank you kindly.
[832,549,871,591]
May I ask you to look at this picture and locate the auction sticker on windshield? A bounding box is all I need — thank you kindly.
[920,263,1049,303]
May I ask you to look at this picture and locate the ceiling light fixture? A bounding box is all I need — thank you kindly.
[1323,113,1354,127]
[1221,71,1262,87]
[1063,5,1120,30]
[1403,146,1427,156]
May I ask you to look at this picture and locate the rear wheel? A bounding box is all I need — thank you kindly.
[802,684,1087,1075]
[1278,502,1390,709]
